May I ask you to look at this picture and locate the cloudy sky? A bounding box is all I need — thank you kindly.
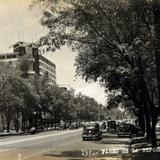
[0,0,107,105]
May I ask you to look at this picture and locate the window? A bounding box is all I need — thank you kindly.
[6,54,17,59]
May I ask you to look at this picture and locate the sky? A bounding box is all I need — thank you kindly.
[0,0,107,105]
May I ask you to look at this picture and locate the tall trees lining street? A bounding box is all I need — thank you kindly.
[30,0,160,148]
[0,60,105,133]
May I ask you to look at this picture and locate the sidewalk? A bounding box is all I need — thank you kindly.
[0,130,25,137]
[0,128,82,137]
[0,128,60,137]
[131,135,160,149]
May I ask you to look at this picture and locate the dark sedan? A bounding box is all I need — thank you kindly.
[82,123,102,141]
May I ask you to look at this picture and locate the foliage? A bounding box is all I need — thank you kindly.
[0,62,34,131]
[19,54,31,78]
[0,61,105,131]
[31,0,160,147]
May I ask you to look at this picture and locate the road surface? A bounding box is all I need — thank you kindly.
[0,129,131,160]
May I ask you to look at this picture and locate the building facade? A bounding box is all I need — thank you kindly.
[39,55,56,84]
[0,41,56,84]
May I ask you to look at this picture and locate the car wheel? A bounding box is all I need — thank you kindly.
[97,136,101,141]
[130,134,133,138]
[83,138,86,141]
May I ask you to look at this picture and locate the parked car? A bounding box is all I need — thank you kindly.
[117,122,141,138]
[107,120,117,132]
[156,122,160,133]
[82,123,102,141]
[28,127,36,134]
[101,122,107,133]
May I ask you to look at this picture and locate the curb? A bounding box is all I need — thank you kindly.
[0,132,27,137]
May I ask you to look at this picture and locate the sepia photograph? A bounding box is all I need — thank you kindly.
[0,0,160,160]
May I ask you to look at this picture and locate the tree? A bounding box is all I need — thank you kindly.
[27,73,50,129]
[47,87,74,128]
[0,62,20,132]
[70,93,105,122]
[31,0,160,148]
[19,54,30,78]
[0,62,35,132]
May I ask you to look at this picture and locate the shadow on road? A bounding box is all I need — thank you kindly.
[132,153,160,160]
[83,138,130,145]
[43,150,131,160]
[43,152,160,160]
[44,150,82,158]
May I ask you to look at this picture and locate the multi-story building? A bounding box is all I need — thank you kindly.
[0,42,56,131]
[13,41,40,76]
[39,55,56,84]
[0,41,56,84]
[0,52,19,66]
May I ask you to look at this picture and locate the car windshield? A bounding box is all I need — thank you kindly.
[84,126,95,130]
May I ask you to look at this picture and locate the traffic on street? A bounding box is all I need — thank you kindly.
[1,119,158,160]
[2,0,160,160]
[0,124,131,160]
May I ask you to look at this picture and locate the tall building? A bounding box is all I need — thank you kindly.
[39,55,56,84]
[0,52,19,66]
[0,41,56,84]
[13,41,40,76]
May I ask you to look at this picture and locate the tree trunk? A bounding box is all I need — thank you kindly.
[1,115,5,131]
[144,111,152,140]
[6,114,10,132]
[151,106,158,148]
[122,79,146,135]
[151,122,157,148]
[54,122,57,130]
[21,112,26,132]
[51,119,53,130]
[139,76,152,139]
[137,110,145,135]
[15,112,19,133]
[152,0,160,148]
[153,0,160,108]
[138,55,158,147]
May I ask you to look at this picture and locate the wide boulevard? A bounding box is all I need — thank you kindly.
[0,129,131,160]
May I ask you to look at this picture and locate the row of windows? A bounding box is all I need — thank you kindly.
[0,53,18,59]
[49,73,56,80]
[39,55,56,68]
[49,78,56,84]
[39,68,56,80]
[39,61,56,74]
[0,53,56,84]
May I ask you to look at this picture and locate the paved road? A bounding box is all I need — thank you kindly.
[0,129,130,160]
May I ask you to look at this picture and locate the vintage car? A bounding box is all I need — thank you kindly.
[107,120,117,133]
[82,123,102,141]
[117,122,141,138]
[101,122,107,133]
[28,127,36,134]
[156,122,160,133]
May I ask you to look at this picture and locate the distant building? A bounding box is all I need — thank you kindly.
[0,41,56,84]
[0,42,57,131]
[58,84,72,90]
[0,52,19,67]
[39,55,56,84]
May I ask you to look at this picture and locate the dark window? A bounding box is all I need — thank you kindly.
[6,54,17,59]
[0,55,5,59]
